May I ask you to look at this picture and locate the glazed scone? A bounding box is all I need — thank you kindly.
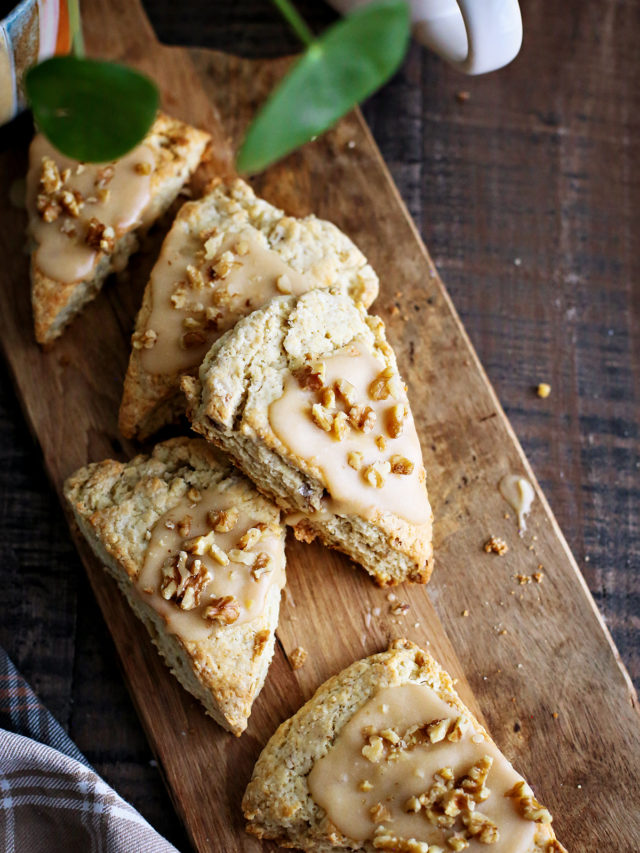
[63,437,285,736]
[181,288,432,587]
[243,640,566,853]
[119,177,380,439]
[26,112,211,344]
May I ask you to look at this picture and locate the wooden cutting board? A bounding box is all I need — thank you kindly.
[0,0,638,850]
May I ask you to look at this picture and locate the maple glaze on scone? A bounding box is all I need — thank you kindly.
[139,484,285,640]
[140,229,314,375]
[308,683,541,851]
[269,346,429,526]
[26,134,155,284]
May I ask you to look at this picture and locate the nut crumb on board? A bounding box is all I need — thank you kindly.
[289,646,308,670]
[483,535,508,555]
[536,382,551,398]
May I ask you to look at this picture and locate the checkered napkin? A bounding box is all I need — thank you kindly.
[0,647,179,852]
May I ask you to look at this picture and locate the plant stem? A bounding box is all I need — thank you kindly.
[68,0,85,58]
[271,0,315,47]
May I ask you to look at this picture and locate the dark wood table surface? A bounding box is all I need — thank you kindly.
[0,1,637,849]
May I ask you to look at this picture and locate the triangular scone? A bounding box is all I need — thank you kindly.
[243,640,566,853]
[63,437,285,736]
[119,178,380,440]
[26,112,210,345]
[182,288,432,587]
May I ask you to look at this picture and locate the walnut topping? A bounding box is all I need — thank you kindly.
[376,435,387,451]
[36,194,61,222]
[276,273,292,294]
[370,803,391,824]
[213,250,239,279]
[363,460,391,488]
[391,601,410,616]
[321,386,336,409]
[390,455,415,475]
[85,217,115,252]
[40,156,62,194]
[186,263,205,289]
[252,629,270,659]
[335,377,357,407]
[373,829,439,853]
[386,403,408,438]
[405,795,421,813]
[311,403,333,432]
[187,487,201,503]
[294,362,326,390]
[359,780,374,792]
[238,523,267,550]
[348,404,376,432]
[160,550,211,611]
[204,595,240,625]
[505,781,552,824]
[362,735,385,762]
[331,411,350,441]
[289,646,307,670]
[95,165,115,188]
[369,366,396,400]
[134,161,152,175]
[59,218,77,238]
[426,718,449,744]
[177,516,191,537]
[446,834,469,851]
[251,552,273,580]
[207,507,239,533]
[347,451,364,471]
[484,536,508,556]
[462,811,499,844]
[235,239,249,256]
[59,189,84,217]
[184,531,229,565]
[228,548,257,566]
[380,728,401,744]
[131,328,158,350]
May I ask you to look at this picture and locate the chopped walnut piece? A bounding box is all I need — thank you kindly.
[131,328,158,350]
[359,779,374,792]
[228,548,257,566]
[405,795,421,813]
[335,377,357,407]
[252,629,270,659]
[374,436,387,453]
[505,781,552,823]
[369,366,395,401]
[331,411,350,441]
[390,455,415,475]
[386,403,408,438]
[235,239,249,256]
[372,830,437,853]
[237,524,267,550]
[85,217,115,253]
[207,507,239,532]
[59,218,77,238]
[515,573,532,585]
[380,728,400,744]
[184,531,230,566]
[391,601,410,616]
[251,552,273,580]
[160,550,211,611]
[348,404,376,433]
[462,810,499,844]
[447,716,467,742]
[362,735,385,762]
[95,165,115,188]
[369,803,391,824]
[177,516,191,537]
[186,263,205,289]
[187,487,201,503]
[293,362,326,390]
[446,834,469,851]
[426,718,450,743]
[363,460,391,488]
[39,156,62,194]
[311,403,333,432]
[484,536,508,556]
[204,595,240,625]
[533,571,544,583]
[134,161,152,175]
[289,646,307,670]
[213,250,239,279]
[58,189,83,217]
[347,451,364,471]
[459,755,493,801]
[36,194,61,222]
[320,386,335,409]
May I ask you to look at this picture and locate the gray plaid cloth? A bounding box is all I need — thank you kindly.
[0,648,179,852]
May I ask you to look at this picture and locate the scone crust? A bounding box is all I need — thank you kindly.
[242,640,561,852]
[63,437,283,736]
[182,289,433,586]
[119,177,380,439]
[30,112,211,345]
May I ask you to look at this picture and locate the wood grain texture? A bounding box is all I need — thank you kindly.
[0,1,638,852]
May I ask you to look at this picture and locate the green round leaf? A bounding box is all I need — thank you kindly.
[25,56,159,163]
[237,0,410,174]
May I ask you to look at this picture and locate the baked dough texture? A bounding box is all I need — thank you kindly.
[243,640,565,852]
[182,288,433,587]
[63,437,284,736]
[119,177,380,439]
[28,112,210,345]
